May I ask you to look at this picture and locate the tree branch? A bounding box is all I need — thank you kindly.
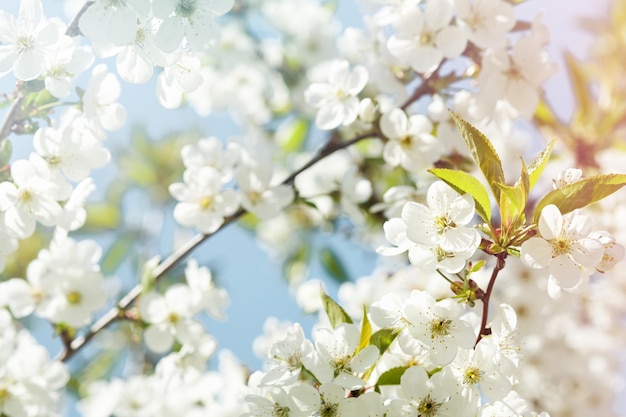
[65,1,94,37]
[0,95,23,143]
[57,128,381,361]
[57,76,437,362]
[475,253,507,346]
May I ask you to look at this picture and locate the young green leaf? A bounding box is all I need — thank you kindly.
[376,366,409,386]
[369,328,398,355]
[448,110,505,203]
[357,306,372,353]
[495,182,525,224]
[429,167,492,222]
[321,288,353,328]
[319,246,350,284]
[527,138,556,190]
[533,174,626,223]
[565,52,592,124]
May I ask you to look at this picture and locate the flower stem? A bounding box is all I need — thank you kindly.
[475,253,507,346]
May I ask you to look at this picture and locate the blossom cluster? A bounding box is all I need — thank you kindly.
[0,1,625,417]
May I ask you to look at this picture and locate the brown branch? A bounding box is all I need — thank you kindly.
[57,76,438,362]
[0,95,23,142]
[57,129,382,362]
[65,1,94,37]
[475,253,507,346]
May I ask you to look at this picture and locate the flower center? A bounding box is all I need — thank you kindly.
[429,318,452,338]
[199,196,213,210]
[16,35,35,54]
[176,0,197,17]
[435,215,456,234]
[319,401,339,417]
[417,395,443,417]
[463,366,484,385]
[168,312,180,324]
[273,404,291,417]
[67,291,82,305]
[552,238,571,256]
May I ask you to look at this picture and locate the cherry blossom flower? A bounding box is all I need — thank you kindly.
[43,27,94,98]
[380,108,442,172]
[0,0,59,81]
[401,180,481,253]
[475,30,556,118]
[454,0,516,50]
[140,284,201,353]
[521,205,604,296]
[387,0,468,74]
[153,0,235,52]
[79,0,151,47]
[403,290,476,365]
[156,52,204,109]
[169,166,239,234]
[260,323,314,386]
[0,159,65,238]
[304,60,369,130]
[291,382,369,417]
[303,323,379,389]
[392,366,463,417]
[83,64,127,131]
[185,259,229,320]
[236,157,294,220]
[34,108,111,182]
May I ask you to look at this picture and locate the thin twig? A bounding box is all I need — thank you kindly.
[57,129,381,361]
[57,77,437,362]
[0,95,23,142]
[475,254,507,346]
[65,1,94,37]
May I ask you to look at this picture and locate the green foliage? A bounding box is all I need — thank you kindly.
[449,110,505,204]
[533,174,626,223]
[101,233,134,275]
[277,118,309,154]
[320,288,353,328]
[376,366,409,386]
[429,168,492,222]
[527,138,556,189]
[140,256,161,296]
[82,203,122,232]
[0,139,12,166]
[356,306,372,353]
[369,328,398,355]
[283,243,310,285]
[319,246,349,284]
[565,52,593,126]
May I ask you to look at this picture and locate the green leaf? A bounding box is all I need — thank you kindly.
[527,138,556,190]
[321,288,353,328]
[369,328,398,355]
[376,366,409,386]
[320,247,349,284]
[283,244,310,285]
[0,140,12,166]
[533,174,626,223]
[495,182,525,225]
[101,234,134,274]
[82,203,122,231]
[448,111,505,203]
[565,52,592,124]
[140,256,161,296]
[357,306,372,353]
[277,118,309,154]
[429,168,491,222]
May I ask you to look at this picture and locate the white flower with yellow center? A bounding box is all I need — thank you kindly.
[521,204,604,297]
